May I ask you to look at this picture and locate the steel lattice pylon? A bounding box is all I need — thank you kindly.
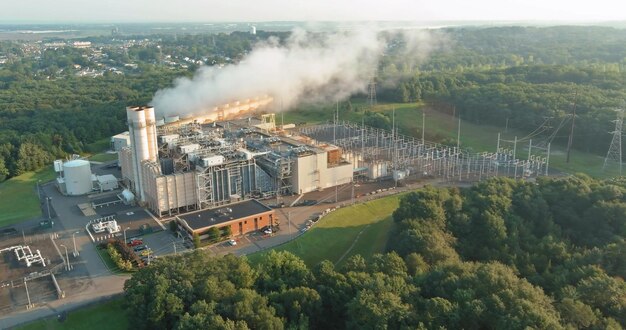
[367,76,377,108]
[603,109,624,175]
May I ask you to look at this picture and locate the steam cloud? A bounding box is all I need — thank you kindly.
[151,28,444,118]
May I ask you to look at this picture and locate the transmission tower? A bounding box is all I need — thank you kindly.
[367,76,377,108]
[603,109,624,175]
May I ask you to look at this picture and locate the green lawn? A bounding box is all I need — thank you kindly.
[84,137,112,154]
[17,298,128,330]
[0,167,56,227]
[249,194,402,268]
[88,152,118,163]
[95,247,122,273]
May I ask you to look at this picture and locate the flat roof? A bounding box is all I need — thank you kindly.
[178,199,272,231]
[97,174,118,183]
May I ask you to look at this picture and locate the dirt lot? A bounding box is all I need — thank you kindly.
[0,231,66,313]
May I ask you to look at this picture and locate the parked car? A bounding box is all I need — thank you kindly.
[133,245,147,252]
[228,239,237,246]
[300,200,317,206]
[263,228,273,235]
[127,240,143,247]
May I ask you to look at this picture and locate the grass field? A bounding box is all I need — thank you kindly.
[0,136,117,228]
[0,168,56,228]
[249,194,402,268]
[88,152,118,163]
[283,99,619,178]
[84,138,112,154]
[17,298,128,330]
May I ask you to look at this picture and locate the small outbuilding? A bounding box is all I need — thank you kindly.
[96,174,119,192]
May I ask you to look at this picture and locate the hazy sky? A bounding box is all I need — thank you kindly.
[3,0,625,23]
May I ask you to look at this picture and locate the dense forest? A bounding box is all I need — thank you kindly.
[123,175,626,329]
[377,26,626,153]
[1,26,626,181]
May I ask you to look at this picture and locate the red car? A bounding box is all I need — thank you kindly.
[127,240,143,247]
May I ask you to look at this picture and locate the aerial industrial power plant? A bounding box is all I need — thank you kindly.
[4,11,622,327]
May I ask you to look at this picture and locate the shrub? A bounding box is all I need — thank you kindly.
[107,243,134,271]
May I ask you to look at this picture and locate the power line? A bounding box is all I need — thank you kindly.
[566,91,578,163]
[367,76,377,109]
[603,109,624,175]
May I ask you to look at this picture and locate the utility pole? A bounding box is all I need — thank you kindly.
[422,110,425,145]
[457,115,461,150]
[497,132,501,153]
[333,100,337,145]
[24,279,32,309]
[546,142,551,176]
[351,184,355,205]
[46,197,51,219]
[513,136,518,161]
[60,244,70,271]
[287,211,291,235]
[603,109,624,175]
[72,231,80,257]
[566,91,578,163]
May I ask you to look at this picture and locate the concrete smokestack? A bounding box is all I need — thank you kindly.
[127,106,158,201]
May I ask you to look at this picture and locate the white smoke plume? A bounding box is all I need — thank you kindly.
[151,27,443,118]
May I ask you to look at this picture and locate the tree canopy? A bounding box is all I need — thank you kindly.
[124,175,626,329]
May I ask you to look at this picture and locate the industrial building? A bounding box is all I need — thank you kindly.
[175,199,275,239]
[54,158,119,196]
[118,96,354,219]
[111,131,130,152]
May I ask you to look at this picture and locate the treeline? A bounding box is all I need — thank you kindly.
[389,175,626,328]
[0,30,291,181]
[123,176,626,329]
[0,69,186,180]
[377,26,626,154]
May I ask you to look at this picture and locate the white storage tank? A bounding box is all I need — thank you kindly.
[63,159,93,195]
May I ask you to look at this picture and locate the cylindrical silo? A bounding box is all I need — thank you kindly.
[127,107,150,162]
[127,106,158,202]
[144,106,158,161]
[63,159,92,195]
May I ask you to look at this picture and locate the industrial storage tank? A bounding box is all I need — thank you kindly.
[63,159,93,195]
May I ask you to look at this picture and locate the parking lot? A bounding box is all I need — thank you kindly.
[130,229,192,264]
